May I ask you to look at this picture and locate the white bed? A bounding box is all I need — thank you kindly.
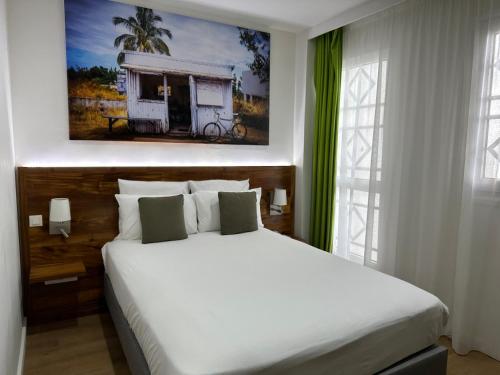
[102,228,448,375]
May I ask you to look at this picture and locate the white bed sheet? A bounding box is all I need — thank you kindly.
[102,229,448,375]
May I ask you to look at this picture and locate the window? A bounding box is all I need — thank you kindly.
[333,60,387,265]
[139,73,164,101]
[481,31,500,180]
[196,80,223,106]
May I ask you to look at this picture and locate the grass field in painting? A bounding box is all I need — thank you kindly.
[68,79,269,144]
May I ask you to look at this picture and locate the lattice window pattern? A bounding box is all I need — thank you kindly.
[334,60,386,264]
[484,32,500,179]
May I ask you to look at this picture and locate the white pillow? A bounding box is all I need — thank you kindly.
[253,187,264,227]
[193,188,263,232]
[188,179,249,193]
[118,179,189,195]
[115,194,197,240]
[193,191,220,232]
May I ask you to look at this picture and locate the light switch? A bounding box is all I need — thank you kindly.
[29,215,43,227]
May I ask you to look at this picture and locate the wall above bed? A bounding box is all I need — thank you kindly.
[6,0,296,167]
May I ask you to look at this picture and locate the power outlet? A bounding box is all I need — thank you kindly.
[29,215,43,227]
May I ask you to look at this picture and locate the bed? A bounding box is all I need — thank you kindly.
[102,228,449,375]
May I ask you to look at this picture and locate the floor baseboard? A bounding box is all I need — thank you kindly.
[16,318,26,375]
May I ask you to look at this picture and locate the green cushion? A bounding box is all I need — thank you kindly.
[218,191,258,235]
[138,195,188,244]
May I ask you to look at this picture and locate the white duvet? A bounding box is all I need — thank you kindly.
[103,229,448,375]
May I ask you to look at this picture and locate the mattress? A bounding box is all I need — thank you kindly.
[102,229,448,375]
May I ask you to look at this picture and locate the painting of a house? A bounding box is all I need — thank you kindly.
[121,51,233,136]
[64,0,270,145]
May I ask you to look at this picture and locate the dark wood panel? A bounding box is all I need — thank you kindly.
[17,166,295,324]
[29,281,80,325]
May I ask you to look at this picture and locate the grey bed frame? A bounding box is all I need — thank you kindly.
[104,275,447,375]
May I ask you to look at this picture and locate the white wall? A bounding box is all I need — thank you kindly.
[7,0,296,167]
[0,0,23,374]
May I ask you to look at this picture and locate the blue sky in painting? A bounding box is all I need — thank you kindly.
[64,0,269,79]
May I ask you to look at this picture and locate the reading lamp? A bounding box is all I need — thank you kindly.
[49,198,71,238]
[270,188,287,215]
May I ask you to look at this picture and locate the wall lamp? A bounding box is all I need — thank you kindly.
[49,198,71,238]
[270,188,287,216]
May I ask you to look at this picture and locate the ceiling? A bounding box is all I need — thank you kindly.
[168,0,375,32]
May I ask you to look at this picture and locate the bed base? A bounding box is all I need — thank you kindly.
[376,345,447,374]
[104,275,447,375]
[105,274,150,375]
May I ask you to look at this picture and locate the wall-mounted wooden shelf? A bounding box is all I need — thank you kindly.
[29,261,86,285]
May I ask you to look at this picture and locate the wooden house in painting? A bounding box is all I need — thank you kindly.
[120,51,234,135]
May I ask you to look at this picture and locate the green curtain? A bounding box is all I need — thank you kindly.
[309,29,343,252]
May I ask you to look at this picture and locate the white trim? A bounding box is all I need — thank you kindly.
[124,51,233,70]
[122,64,233,80]
[16,318,26,375]
[308,0,404,39]
[121,51,233,80]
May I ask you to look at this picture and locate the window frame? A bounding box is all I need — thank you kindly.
[473,17,500,193]
[334,57,387,265]
[138,72,165,102]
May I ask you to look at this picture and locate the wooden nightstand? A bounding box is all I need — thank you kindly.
[28,261,86,324]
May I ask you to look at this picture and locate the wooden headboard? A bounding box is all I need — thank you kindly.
[17,166,295,323]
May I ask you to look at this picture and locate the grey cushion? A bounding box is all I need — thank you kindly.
[138,195,187,244]
[218,191,258,235]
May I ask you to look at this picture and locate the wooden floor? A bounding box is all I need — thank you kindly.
[24,313,500,375]
[24,314,130,375]
[439,337,500,375]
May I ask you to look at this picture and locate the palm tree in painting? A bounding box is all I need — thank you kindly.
[113,7,172,65]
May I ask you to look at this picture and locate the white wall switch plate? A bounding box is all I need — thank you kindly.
[29,215,43,227]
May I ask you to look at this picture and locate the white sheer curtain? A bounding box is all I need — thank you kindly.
[333,0,500,359]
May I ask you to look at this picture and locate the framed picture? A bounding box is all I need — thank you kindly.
[64,0,270,145]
